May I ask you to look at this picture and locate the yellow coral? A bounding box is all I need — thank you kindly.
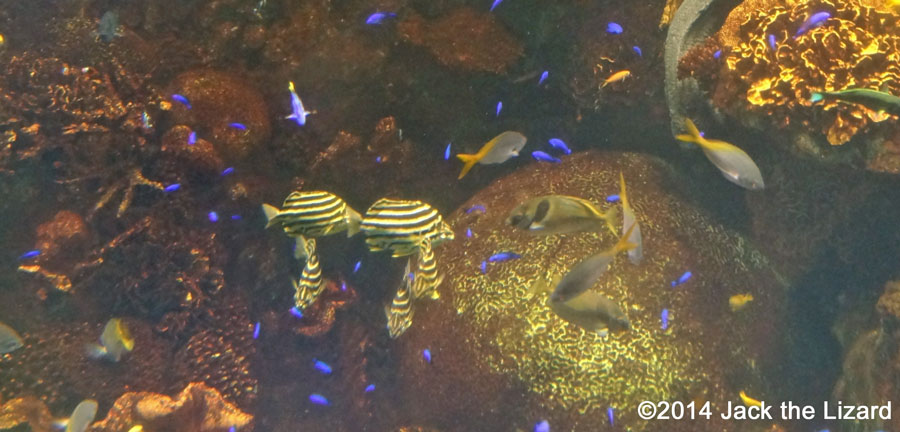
[722,0,900,145]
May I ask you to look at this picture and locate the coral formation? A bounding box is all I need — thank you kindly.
[719,0,900,145]
[397,8,523,74]
[832,280,900,432]
[90,382,253,432]
[0,396,54,432]
[397,151,788,430]
[167,69,271,161]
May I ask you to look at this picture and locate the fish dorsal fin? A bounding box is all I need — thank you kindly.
[618,171,629,210]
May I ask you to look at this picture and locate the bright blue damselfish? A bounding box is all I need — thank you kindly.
[309,393,329,406]
[532,151,561,163]
[488,252,521,262]
[606,22,623,34]
[548,138,572,154]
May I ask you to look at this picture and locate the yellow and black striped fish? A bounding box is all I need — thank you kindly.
[412,238,443,300]
[262,191,361,239]
[292,237,324,312]
[385,260,415,338]
[361,198,455,257]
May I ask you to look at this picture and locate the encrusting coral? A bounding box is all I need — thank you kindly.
[719,0,900,145]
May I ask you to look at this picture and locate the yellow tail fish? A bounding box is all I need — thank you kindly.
[675,119,765,190]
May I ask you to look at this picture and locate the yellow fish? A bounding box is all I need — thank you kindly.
[619,172,643,264]
[739,390,762,407]
[127,426,144,432]
[729,293,754,312]
[602,70,631,87]
[675,119,765,190]
[456,131,527,179]
[85,318,135,362]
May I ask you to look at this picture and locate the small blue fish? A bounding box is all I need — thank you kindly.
[231,214,242,220]
[290,306,304,318]
[767,34,776,50]
[532,151,561,163]
[366,12,397,25]
[208,211,219,222]
[365,384,376,393]
[222,167,234,176]
[314,360,333,375]
[164,183,181,193]
[466,228,473,238]
[286,81,313,126]
[375,156,384,163]
[534,420,550,432]
[188,131,197,145]
[605,194,620,203]
[253,322,261,339]
[661,308,669,330]
[229,122,247,130]
[444,143,452,160]
[18,250,40,260]
[309,393,329,406]
[171,94,192,109]
[608,407,614,425]
[606,22,623,34]
[548,138,572,154]
[488,252,521,262]
[340,280,348,291]
[496,101,503,117]
[713,50,722,59]
[633,46,642,57]
[671,271,692,287]
[490,0,503,12]
[229,427,236,432]
[794,12,830,38]
[353,260,362,273]
[538,70,549,85]
[466,204,487,214]
[480,261,488,274]
[422,348,432,363]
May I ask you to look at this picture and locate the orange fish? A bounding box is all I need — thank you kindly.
[602,70,631,87]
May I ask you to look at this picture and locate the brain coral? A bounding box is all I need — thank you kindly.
[391,152,789,431]
[720,0,900,145]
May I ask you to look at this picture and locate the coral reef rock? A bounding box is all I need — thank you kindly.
[167,69,271,162]
[90,382,253,432]
[396,151,788,431]
[398,8,523,74]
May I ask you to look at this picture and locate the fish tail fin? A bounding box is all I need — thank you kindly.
[345,207,362,237]
[85,343,107,360]
[618,171,629,209]
[810,92,824,103]
[684,119,702,139]
[262,204,281,228]
[293,235,310,260]
[603,205,619,235]
[613,222,639,254]
[456,153,479,179]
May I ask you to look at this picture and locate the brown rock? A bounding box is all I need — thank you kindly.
[398,8,523,74]
[167,69,271,162]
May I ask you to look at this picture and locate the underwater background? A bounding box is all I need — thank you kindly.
[0,0,899,431]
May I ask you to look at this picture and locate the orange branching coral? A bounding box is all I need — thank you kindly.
[90,382,252,432]
[722,0,900,145]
